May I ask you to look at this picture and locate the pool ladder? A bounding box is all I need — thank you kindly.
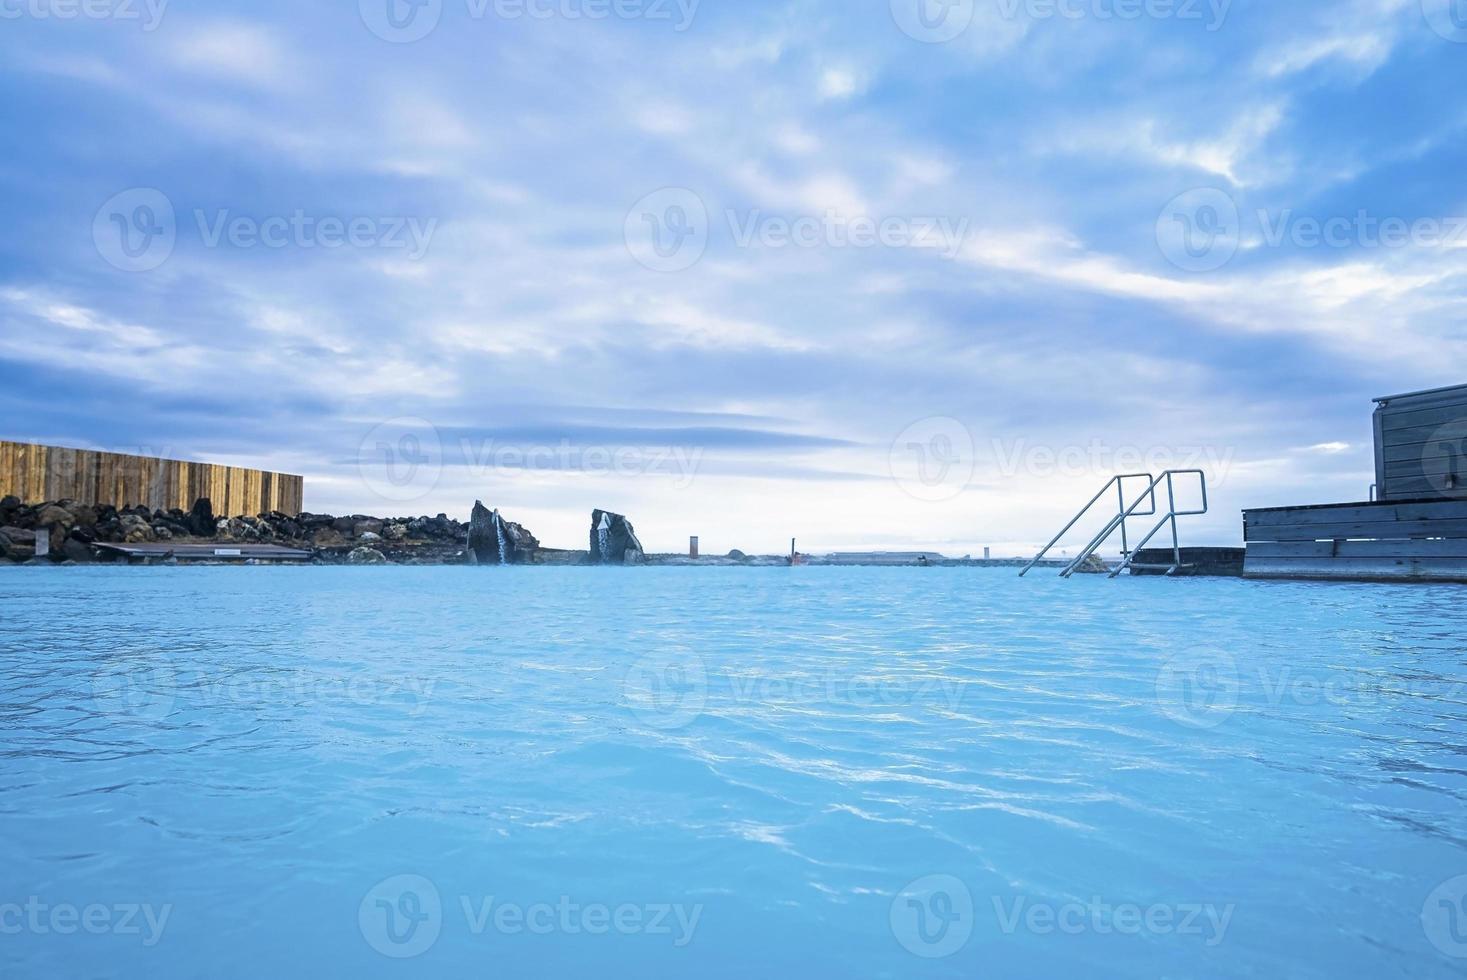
[1019,470,1209,578]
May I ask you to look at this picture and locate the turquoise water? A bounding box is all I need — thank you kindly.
[1,567,1465,978]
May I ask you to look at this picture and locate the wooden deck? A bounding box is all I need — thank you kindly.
[93,543,312,563]
[1243,498,1467,582]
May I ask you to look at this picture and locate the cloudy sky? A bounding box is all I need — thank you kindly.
[2,0,1465,555]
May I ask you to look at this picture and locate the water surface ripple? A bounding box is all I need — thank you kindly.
[1,567,1464,978]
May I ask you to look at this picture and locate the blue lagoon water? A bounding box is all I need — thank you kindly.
[1,566,1465,978]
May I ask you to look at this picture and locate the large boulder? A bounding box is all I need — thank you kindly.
[467,501,540,565]
[590,510,645,565]
[35,503,74,531]
[0,526,37,561]
[187,498,216,537]
[353,518,384,538]
[61,538,95,563]
[120,514,155,543]
[346,546,388,565]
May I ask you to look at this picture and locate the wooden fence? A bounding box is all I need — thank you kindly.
[0,441,303,516]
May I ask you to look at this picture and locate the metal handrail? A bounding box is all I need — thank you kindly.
[1106,470,1209,578]
[1019,473,1156,576]
[1059,471,1176,577]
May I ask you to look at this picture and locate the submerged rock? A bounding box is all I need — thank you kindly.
[590,510,645,565]
[346,546,388,565]
[467,501,540,565]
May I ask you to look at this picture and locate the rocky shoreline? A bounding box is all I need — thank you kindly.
[0,495,1051,568]
[0,496,738,567]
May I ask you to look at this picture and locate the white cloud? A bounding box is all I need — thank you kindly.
[818,67,864,101]
[167,21,290,89]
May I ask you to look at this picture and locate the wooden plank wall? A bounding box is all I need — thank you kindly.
[1373,385,1467,501]
[0,441,303,517]
[1243,499,1467,581]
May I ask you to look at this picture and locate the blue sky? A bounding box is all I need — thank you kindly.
[2,0,1465,554]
